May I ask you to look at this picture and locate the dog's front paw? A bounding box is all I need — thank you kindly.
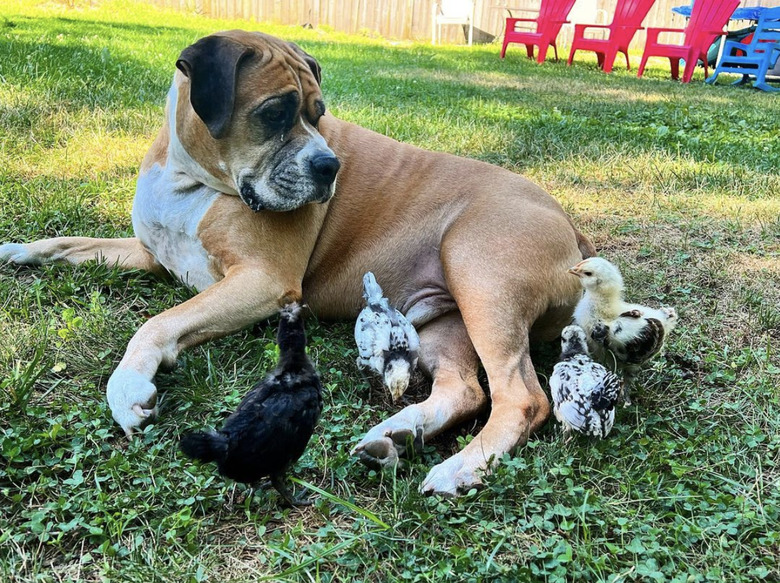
[0,243,39,265]
[106,369,159,438]
[352,426,423,470]
[420,453,484,497]
[353,435,400,470]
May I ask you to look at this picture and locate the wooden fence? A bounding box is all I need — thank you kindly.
[146,0,778,50]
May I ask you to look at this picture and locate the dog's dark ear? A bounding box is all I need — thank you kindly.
[176,36,254,139]
[288,42,321,86]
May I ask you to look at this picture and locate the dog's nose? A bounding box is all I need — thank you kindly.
[309,153,340,186]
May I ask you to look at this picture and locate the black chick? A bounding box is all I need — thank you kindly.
[180,302,323,506]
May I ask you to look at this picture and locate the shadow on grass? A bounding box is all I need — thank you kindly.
[0,18,188,108]
[0,174,134,240]
[1,14,777,191]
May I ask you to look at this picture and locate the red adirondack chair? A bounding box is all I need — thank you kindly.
[637,0,740,83]
[500,0,578,64]
[567,0,657,73]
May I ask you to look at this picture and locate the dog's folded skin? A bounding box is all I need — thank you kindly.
[0,30,595,496]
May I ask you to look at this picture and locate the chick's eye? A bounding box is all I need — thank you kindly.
[584,271,593,276]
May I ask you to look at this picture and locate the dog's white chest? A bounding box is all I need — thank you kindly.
[132,164,219,291]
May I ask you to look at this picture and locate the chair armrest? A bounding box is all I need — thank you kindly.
[506,17,539,25]
[575,24,610,30]
[573,23,609,38]
[645,26,685,44]
[505,7,538,18]
[646,26,685,34]
[721,39,753,56]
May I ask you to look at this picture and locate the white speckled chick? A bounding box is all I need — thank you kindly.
[354,272,420,402]
[550,325,622,439]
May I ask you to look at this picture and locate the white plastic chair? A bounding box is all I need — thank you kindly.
[432,0,475,46]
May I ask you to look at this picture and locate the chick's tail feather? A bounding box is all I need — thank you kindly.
[180,431,229,464]
[362,272,384,303]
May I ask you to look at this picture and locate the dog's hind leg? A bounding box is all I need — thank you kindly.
[419,207,581,496]
[0,237,164,275]
[420,329,550,496]
[352,311,487,470]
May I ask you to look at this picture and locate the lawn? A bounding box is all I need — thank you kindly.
[0,0,778,581]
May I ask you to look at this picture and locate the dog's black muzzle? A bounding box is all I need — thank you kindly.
[309,151,340,187]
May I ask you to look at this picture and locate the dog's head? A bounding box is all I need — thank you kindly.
[174,31,340,212]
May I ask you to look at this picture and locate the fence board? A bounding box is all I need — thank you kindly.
[143,0,780,49]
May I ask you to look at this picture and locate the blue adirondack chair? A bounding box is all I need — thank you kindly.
[705,6,780,91]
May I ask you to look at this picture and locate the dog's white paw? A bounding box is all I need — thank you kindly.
[352,426,423,470]
[352,412,425,470]
[106,369,159,438]
[0,243,39,265]
[420,453,484,497]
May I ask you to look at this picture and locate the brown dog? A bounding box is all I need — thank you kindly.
[0,31,594,496]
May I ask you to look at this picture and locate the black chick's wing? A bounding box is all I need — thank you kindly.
[213,377,304,482]
[254,373,323,480]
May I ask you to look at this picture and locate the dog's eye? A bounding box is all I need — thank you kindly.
[262,108,287,125]
[253,93,299,134]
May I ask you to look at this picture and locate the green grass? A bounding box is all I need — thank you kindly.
[1,0,778,581]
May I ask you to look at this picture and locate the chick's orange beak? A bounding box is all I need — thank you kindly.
[568,260,586,277]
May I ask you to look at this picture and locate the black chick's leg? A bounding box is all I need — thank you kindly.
[271,474,313,507]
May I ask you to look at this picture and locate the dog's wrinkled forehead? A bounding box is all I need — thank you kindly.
[176,30,323,139]
[223,30,322,86]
